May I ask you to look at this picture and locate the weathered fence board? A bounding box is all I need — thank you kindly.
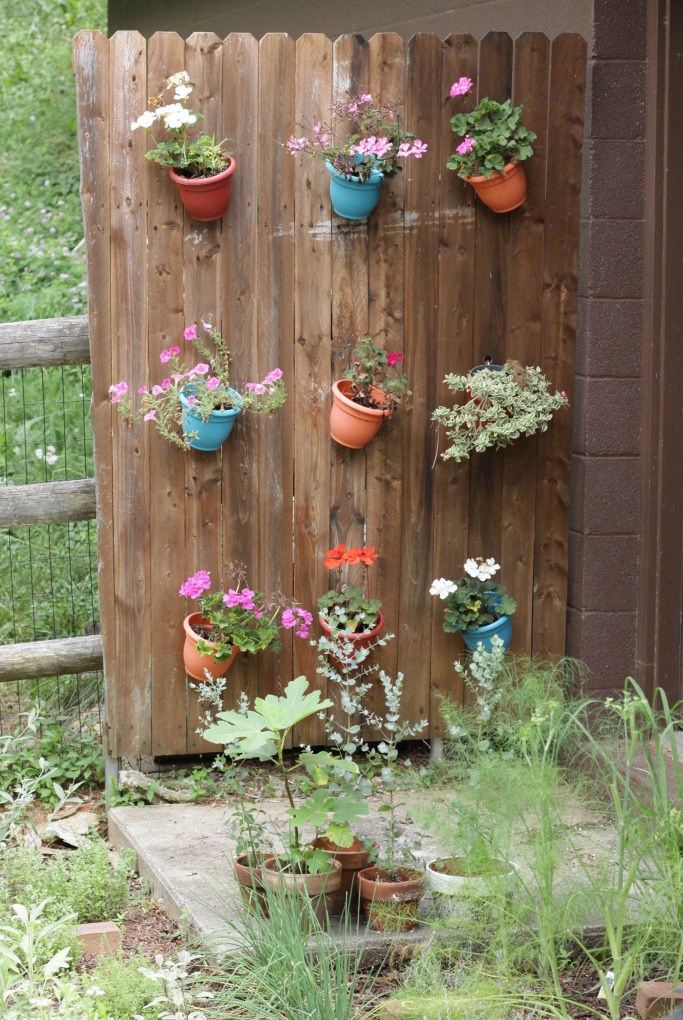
[0,635,103,685]
[0,316,90,370]
[73,30,586,756]
[0,479,96,527]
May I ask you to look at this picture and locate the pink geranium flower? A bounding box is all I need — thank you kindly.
[386,351,404,367]
[396,142,413,158]
[450,76,474,97]
[184,324,197,342]
[410,140,428,158]
[456,136,476,155]
[179,570,212,599]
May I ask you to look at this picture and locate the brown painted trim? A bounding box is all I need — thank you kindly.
[637,0,683,702]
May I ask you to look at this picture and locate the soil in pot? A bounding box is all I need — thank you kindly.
[357,866,425,932]
[261,856,342,930]
[312,836,374,915]
[182,611,237,681]
[234,853,269,915]
[330,380,392,449]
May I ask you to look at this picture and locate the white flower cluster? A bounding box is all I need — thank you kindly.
[430,577,457,599]
[464,556,500,582]
[130,71,196,133]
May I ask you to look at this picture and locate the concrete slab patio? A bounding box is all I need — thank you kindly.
[108,788,619,963]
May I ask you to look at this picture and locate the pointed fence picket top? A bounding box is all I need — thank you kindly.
[73,29,587,756]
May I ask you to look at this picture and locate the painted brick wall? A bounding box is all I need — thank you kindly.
[567,0,647,695]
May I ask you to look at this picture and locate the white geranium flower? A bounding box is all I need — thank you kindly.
[174,84,193,100]
[429,577,457,599]
[463,558,479,578]
[167,70,190,88]
[131,109,157,131]
[35,447,44,460]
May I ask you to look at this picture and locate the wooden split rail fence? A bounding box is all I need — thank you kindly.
[0,316,103,683]
[70,28,587,756]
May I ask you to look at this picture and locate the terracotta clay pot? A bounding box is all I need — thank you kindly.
[261,856,342,929]
[357,866,426,932]
[464,161,527,213]
[234,853,269,915]
[169,157,236,222]
[182,612,237,681]
[312,836,374,914]
[330,379,392,449]
[319,610,385,659]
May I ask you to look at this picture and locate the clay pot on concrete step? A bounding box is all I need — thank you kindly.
[234,853,269,915]
[357,866,425,932]
[261,856,342,930]
[312,836,374,914]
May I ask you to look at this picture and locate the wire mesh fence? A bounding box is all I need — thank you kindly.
[0,361,101,737]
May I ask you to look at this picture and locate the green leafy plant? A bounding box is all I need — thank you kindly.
[318,544,381,634]
[88,950,158,1020]
[203,676,368,872]
[447,79,536,179]
[110,322,286,449]
[433,361,568,463]
[431,557,516,634]
[179,562,312,663]
[0,900,75,1014]
[131,71,232,178]
[342,337,411,411]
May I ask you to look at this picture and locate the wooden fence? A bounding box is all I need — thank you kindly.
[73,29,586,756]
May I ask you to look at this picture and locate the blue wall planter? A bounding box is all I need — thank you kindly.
[461,614,512,654]
[325,160,384,220]
[178,387,242,451]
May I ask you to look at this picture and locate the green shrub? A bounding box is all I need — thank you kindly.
[89,950,158,1020]
[0,838,134,924]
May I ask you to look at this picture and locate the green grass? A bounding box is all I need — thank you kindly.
[0,0,106,322]
[0,0,105,719]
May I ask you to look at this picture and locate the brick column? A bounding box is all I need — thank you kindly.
[567,0,647,695]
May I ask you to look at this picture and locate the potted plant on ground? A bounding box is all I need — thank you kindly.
[202,676,369,928]
[131,71,235,221]
[178,564,312,681]
[356,671,428,931]
[430,557,516,653]
[426,792,517,919]
[287,94,427,220]
[446,76,536,213]
[330,337,411,449]
[109,322,286,452]
[318,544,384,653]
[432,359,568,462]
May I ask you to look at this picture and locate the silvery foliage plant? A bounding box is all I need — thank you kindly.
[136,951,214,1020]
[453,634,506,727]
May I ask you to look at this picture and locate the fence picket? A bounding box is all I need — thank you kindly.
[293,34,333,746]
[147,32,188,756]
[430,33,479,731]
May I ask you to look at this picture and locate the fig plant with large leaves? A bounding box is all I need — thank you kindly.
[203,677,369,872]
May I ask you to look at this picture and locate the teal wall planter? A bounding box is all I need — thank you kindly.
[325,160,384,220]
[461,613,512,654]
[178,387,242,451]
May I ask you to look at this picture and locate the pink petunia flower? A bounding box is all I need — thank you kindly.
[187,395,196,407]
[184,324,197,341]
[151,385,163,396]
[144,409,157,421]
[161,378,171,389]
[108,381,128,404]
[194,363,209,375]
[160,349,172,363]
[137,385,147,394]
[171,373,183,383]
[206,376,220,390]
[169,346,180,356]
